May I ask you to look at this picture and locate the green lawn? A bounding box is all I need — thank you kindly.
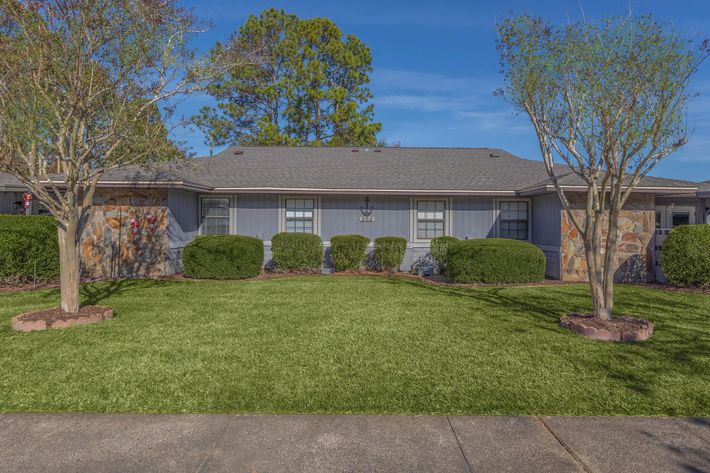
[0,276,708,416]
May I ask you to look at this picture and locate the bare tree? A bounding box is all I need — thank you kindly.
[0,0,245,313]
[496,15,709,319]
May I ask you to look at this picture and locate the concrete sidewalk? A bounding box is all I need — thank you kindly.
[0,413,708,473]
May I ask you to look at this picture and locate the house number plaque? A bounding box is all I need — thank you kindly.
[359,197,375,223]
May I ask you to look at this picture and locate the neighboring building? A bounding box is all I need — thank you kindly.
[1,146,707,281]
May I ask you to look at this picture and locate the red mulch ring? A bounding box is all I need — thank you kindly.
[11,306,113,333]
[560,313,654,342]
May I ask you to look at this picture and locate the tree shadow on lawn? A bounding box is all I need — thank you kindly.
[80,278,177,306]
[392,278,710,400]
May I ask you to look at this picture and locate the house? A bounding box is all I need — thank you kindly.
[1,146,707,281]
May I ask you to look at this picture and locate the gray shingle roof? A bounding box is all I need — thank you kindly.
[0,172,24,188]
[1,146,702,193]
[176,146,552,191]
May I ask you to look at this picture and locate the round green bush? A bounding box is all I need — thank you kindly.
[446,238,546,284]
[330,235,370,271]
[373,236,407,271]
[430,236,459,272]
[183,235,263,279]
[0,215,59,282]
[660,225,710,286]
[271,232,323,271]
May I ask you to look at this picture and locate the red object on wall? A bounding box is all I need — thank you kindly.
[146,214,157,231]
[129,218,139,236]
[22,192,32,209]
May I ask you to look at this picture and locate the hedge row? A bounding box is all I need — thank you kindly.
[430,236,458,273]
[330,235,370,271]
[0,215,59,282]
[271,232,323,271]
[181,233,548,284]
[446,238,546,284]
[373,237,407,271]
[660,225,710,286]
[183,235,263,279]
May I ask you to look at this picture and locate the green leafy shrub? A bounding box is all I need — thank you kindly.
[447,238,545,284]
[183,235,263,279]
[373,236,407,271]
[661,225,710,286]
[271,232,323,271]
[0,215,59,282]
[430,236,459,273]
[330,235,370,271]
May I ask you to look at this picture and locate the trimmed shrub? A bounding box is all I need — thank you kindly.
[660,225,710,286]
[430,236,459,273]
[183,235,263,279]
[0,215,59,282]
[330,234,370,271]
[446,238,546,284]
[373,237,407,271]
[271,232,323,271]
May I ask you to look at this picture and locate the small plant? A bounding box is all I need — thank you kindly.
[661,225,710,286]
[447,238,545,284]
[330,235,370,271]
[373,237,407,271]
[430,236,459,273]
[271,232,323,271]
[0,215,59,283]
[183,235,263,279]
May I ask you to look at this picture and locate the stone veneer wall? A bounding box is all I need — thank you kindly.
[560,194,655,282]
[80,189,170,279]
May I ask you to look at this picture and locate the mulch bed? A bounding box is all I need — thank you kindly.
[0,281,59,294]
[175,270,573,288]
[11,305,113,332]
[560,313,654,342]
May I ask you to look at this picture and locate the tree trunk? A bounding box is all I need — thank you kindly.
[584,214,614,320]
[58,219,81,314]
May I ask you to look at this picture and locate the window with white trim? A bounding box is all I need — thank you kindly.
[499,201,529,240]
[285,198,315,233]
[201,197,230,235]
[672,211,690,227]
[416,200,446,239]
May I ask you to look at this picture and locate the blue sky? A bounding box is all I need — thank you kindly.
[176,0,710,181]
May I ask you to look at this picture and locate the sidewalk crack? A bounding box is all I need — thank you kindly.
[446,416,474,473]
[535,416,594,473]
[195,415,234,473]
[671,418,710,445]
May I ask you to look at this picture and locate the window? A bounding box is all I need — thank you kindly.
[499,201,529,240]
[285,198,315,233]
[416,200,446,239]
[672,212,690,227]
[201,197,230,235]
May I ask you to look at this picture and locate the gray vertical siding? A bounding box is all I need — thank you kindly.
[451,197,495,239]
[0,191,22,214]
[531,193,561,246]
[235,194,280,240]
[531,193,562,279]
[320,195,410,241]
[167,189,199,273]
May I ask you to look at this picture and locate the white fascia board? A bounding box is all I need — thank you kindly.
[210,187,519,196]
[518,184,698,196]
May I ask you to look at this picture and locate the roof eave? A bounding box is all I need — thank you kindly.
[518,184,699,197]
[208,187,519,196]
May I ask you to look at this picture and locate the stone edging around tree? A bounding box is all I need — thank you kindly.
[560,313,654,342]
[11,306,113,332]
